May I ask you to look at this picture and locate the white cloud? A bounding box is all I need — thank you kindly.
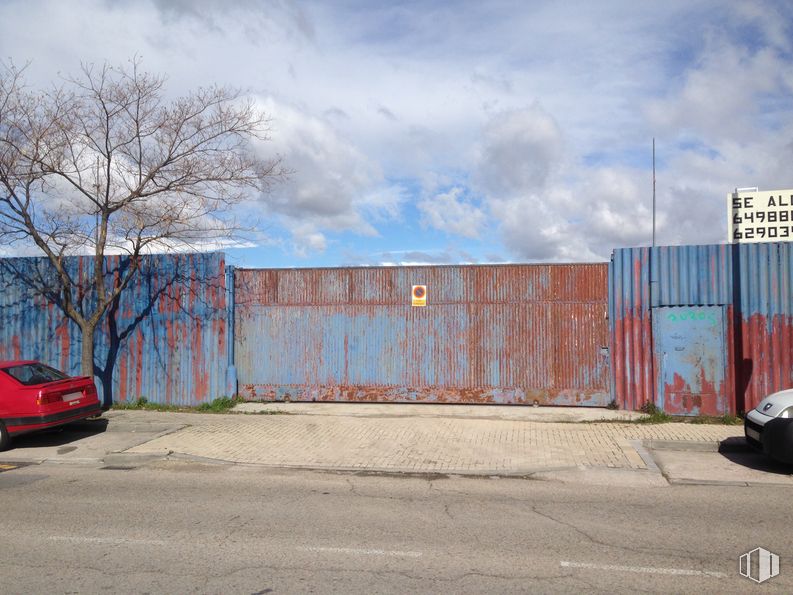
[354,185,407,223]
[252,98,406,251]
[417,187,486,239]
[646,40,788,142]
[486,188,581,262]
[570,168,657,255]
[470,105,575,260]
[288,222,327,258]
[0,243,45,258]
[378,247,481,266]
[474,105,564,197]
[3,1,793,265]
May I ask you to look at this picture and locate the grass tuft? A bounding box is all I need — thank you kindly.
[688,413,744,425]
[195,396,244,413]
[635,402,674,424]
[629,402,744,425]
[112,395,245,413]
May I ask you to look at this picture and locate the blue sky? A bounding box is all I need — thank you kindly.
[2,0,793,267]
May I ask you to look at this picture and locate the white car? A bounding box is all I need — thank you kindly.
[745,388,793,463]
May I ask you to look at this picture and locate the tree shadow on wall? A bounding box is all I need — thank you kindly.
[0,254,227,409]
[0,258,80,366]
[95,257,171,408]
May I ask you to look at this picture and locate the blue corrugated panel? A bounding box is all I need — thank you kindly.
[651,244,732,307]
[738,242,793,317]
[0,253,229,406]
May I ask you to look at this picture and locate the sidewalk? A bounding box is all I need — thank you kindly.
[119,403,744,477]
[1,403,759,485]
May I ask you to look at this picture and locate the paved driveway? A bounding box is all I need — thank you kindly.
[126,406,743,476]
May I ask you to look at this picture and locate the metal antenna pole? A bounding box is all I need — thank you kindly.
[652,138,656,247]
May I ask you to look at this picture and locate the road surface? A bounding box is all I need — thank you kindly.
[1,460,790,593]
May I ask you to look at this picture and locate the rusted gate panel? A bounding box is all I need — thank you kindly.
[609,242,793,414]
[234,263,610,405]
[0,253,229,406]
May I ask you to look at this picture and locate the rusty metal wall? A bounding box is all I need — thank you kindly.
[736,242,793,411]
[234,264,611,405]
[609,242,793,413]
[608,247,654,412]
[0,253,230,406]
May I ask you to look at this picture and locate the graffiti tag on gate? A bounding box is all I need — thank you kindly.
[665,309,718,325]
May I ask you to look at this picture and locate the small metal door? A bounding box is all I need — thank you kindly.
[653,306,727,416]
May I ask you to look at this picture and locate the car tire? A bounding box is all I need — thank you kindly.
[0,420,9,451]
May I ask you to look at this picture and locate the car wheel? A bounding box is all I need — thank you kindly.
[0,420,9,451]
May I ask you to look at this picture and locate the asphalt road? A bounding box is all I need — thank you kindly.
[1,460,791,594]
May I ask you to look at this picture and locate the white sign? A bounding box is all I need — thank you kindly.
[728,188,793,243]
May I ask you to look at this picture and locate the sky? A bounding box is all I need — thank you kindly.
[2,0,793,268]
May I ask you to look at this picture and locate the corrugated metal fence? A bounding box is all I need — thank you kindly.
[0,253,230,406]
[5,244,786,412]
[233,264,611,406]
[610,242,793,414]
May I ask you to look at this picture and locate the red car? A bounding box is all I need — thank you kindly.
[0,360,102,450]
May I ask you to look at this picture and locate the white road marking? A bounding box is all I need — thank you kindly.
[298,546,422,558]
[49,536,167,546]
[561,561,727,578]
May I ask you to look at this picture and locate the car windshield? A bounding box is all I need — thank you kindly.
[1,363,69,386]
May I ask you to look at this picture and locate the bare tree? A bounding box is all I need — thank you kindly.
[0,58,281,381]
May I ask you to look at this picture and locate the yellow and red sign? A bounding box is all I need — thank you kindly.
[411,285,427,307]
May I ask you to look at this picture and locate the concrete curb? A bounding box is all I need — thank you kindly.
[629,440,660,472]
[134,450,588,478]
[103,452,172,468]
[643,437,750,453]
[667,478,793,487]
[97,453,671,487]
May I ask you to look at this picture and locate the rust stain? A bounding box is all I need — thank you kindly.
[240,384,609,405]
[663,371,723,416]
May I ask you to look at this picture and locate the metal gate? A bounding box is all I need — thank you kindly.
[653,306,728,415]
[233,264,610,406]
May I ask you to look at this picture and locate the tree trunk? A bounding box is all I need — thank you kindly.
[80,323,96,380]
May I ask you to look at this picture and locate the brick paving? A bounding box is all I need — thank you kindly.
[125,412,744,475]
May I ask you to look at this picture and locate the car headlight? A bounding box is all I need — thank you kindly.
[779,407,793,419]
